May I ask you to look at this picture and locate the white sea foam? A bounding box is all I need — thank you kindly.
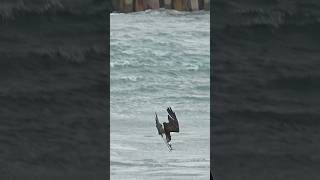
[111,9,210,180]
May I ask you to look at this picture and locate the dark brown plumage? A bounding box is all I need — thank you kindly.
[163,107,179,142]
[155,107,179,143]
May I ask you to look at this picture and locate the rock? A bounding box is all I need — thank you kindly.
[146,0,160,9]
[112,0,203,12]
[112,0,133,13]
[204,0,210,10]
[123,0,134,12]
[111,0,120,11]
[172,0,187,11]
[135,0,146,11]
[187,0,199,11]
[163,0,172,9]
[159,0,164,8]
[198,0,204,10]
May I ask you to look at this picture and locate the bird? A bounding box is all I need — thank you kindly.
[155,107,179,144]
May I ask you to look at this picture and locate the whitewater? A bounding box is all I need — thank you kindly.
[110,9,210,180]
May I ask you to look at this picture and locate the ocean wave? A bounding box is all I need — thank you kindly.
[110,61,158,70]
[268,75,320,92]
[214,0,320,30]
[219,110,320,126]
[0,0,108,22]
[0,47,106,77]
[111,76,145,83]
[114,8,208,17]
[156,95,209,102]
[2,47,104,63]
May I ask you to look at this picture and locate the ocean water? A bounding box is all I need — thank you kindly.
[110,10,210,180]
[0,1,107,178]
[213,0,320,179]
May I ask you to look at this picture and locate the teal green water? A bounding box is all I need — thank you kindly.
[111,9,210,180]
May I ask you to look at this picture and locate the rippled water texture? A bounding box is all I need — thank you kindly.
[110,10,210,180]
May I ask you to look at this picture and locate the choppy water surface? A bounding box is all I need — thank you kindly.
[110,10,210,180]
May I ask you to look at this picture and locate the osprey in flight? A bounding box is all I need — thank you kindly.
[155,107,179,150]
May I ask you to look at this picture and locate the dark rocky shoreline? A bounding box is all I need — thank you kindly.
[111,0,210,13]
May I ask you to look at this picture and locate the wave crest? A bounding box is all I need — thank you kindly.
[0,0,108,22]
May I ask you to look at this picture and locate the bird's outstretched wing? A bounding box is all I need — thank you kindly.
[155,112,164,135]
[166,107,179,133]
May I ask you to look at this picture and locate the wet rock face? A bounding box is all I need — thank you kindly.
[146,0,160,9]
[204,0,210,10]
[123,0,134,12]
[135,0,146,11]
[163,0,172,9]
[198,0,204,10]
[188,0,199,11]
[112,0,133,13]
[172,0,186,11]
[111,0,210,12]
